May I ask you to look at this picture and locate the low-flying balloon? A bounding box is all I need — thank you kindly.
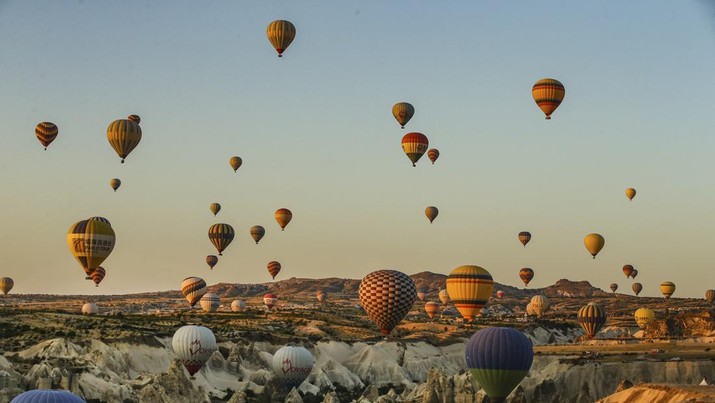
[416,288,427,301]
[107,119,142,163]
[425,206,439,223]
[110,178,121,192]
[446,265,494,322]
[231,300,246,312]
[316,290,327,303]
[632,282,643,296]
[264,293,278,310]
[518,231,531,247]
[11,390,85,403]
[660,281,676,299]
[392,102,414,129]
[401,132,429,167]
[250,225,265,244]
[200,293,220,312]
[210,203,221,216]
[267,20,296,57]
[229,156,242,172]
[0,277,14,297]
[439,289,450,305]
[208,223,234,256]
[625,188,636,201]
[706,289,715,304]
[35,122,58,150]
[622,264,634,278]
[529,295,550,317]
[172,325,217,379]
[275,208,292,231]
[577,302,607,339]
[272,346,314,387]
[519,268,534,286]
[609,283,618,293]
[206,255,218,270]
[181,277,207,307]
[634,308,655,329]
[267,261,282,279]
[358,269,417,335]
[584,233,605,259]
[424,301,440,319]
[90,267,106,287]
[67,219,116,278]
[532,78,565,120]
[82,303,98,315]
[525,302,536,316]
[496,290,504,299]
[427,148,439,164]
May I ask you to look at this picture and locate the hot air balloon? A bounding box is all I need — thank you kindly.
[0,277,14,297]
[577,302,607,339]
[392,102,414,129]
[631,269,638,279]
[210,203,221,216]
[465,327,534,403]
[267,20,296,57]
[446,265,494,322]
[439,289,450,305]
[584,233,605,259]
[706,290,715,304]
[127,114,141,124]
[532,78,565,120]
[358,270,417,335]
[200,293,220,312]
[424,301,440,319]
[208,223,234,256]
[427,148,439,164]
[11,390,85,403]
[35,122,58,150]
[632,282,643,296]
[525,303,536,316]
[229,156,242,172]
[67,219,116,278]
[88,216,112,227]
[622,264,634,278]
[518,232,531,247]
[264,293,278,310]
[401,132,429,167]
[107,119,142,163]
[496,290,504,299]
[625,188,636,201]
[634,308,655,329]
[609,283,618,293]
[660,281,676,299]
[267,261,282,279]
[425,206,439,223]
[275,208,292,231]
[90,267,106,287]
[272,346,314,388]
[206,255,218,270]
[231,300,246,312]
[519,268,534,286]
[416,289,427,301]
[82,302,98,315]
[250,225,265,244]
[316,290,327,303]
[529,295,550,317]
[109,178,121,192]
[172,325,217,379]
[181,277,207,307]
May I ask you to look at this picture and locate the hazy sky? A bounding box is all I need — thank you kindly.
[1,1,714,298]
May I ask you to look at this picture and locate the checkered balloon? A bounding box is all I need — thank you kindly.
[358,270,417,335]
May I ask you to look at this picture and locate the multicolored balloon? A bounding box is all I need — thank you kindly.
[107,119,142,163]
[90,267,106,287]
[110,178,121,192]
[425,206,439,223]
[67,219,116,278]
[358,269,417,335]
[172,325,217,379]
[632,282,643,296]
[208,223,235,256]
[272,346,314,387]
[267,261,282,279]
[264,293,278,310]
[401,132,429,167]
[625,188,636,201]
[88,216,112,227]
[181,277,207,307]
[0,277,14,297]
[229,156,242,172]
[532,78,565,120]
[584,233,605,259]
[250,225,265,244]
[519,268,534,286]
[622,264,634,278]
[11,390,85,403]
[206,255,218,270]
[518,231,531,247]
[392,102,414,129]
[446,265,493,322]
[634,307,655,329]
[660,281,676,299]
[200,293,220,312]
[424,301,440,319]
[577,302,607,339]
[267,20,296,57]
[609,283,618,293]
[275,208,293,231]
[210,203,221,216]
[35,122,58,150]
[127,114,141,124]
[427,148,439,164]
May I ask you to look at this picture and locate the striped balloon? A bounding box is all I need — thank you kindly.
[529,295,550,317]
[518,231,531,247]
[229,156,242,172]
[127,114,141,124]
[250,225,265,244]
[35,122,58,150]
[425,206,439,223]
[267,261,282,279]
[107,119,142,163]
[90,266,106,287]
[181,277,207,307]
[358,270,417,335]
[424,301,440,319]
[427,148,439,164]
[609,283,618,293]
[82,302,98,314]
[206,255,218,270]
[519,268,534,286]
[526,302,536,316]
[0,277,14,296]
[267,20,296,57]
[632,282,643,296]
[67,219,116,277]
[660,281,676,299]
[634,307,655,329]
[439,289,450,305]
[577,302,607,339]
[11,389,85,403]
[172,325,217,378]
[392,102,415,129]
[208,223,234,256]
[275,208,293,231]
[210,203,221,216]
[110,178,121,192]
[466,327,533,402]
[532,78,565,120]
[622,264,634,278]
[401,132,429,167]
[264,293,278,310]
[88,216,112,227]
[200,292,220,312]
[231,300,246,312]
[706,289,715,304]
[272,346,314,387]
[446,265,493,322]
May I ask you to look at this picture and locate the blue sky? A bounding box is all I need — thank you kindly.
[0,1,713,297]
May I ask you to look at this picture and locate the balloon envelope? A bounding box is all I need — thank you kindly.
[127,114,141,124]
[584,233,605,259]
[446,265,494,322]
[274,208,293,231]
[67,219,116,277]
[358,270,417,335]
[267,261,282,279]
[229,156,242,172]
[631,269,638,279]
[622,265,634,278]
[427,148,439,164]
[11,390,84,403]
[706,290,715,304]
[231,300,246,312]
[250,225,266,244]
[181,277,207,307]
[392,102,414,128]
[206,255,218,270]
[172,325,217,377]
[529,295,550,317]
[90,266,106,287]
[634,308,655,329]
[632,282,643,296]
[267,20,296,57]
[200,292,220,312]
[316,290,327,303]
[532,78,565,119]
[577,302,607,339]
[210,203,221,216]
[439,289,450,305]
[625,188,636,201]
[264,293,278,309]
[208,223,234,256]
[518,231,531,247]
[35,122,59,150]
[401,132,429,167]
[0,277,14,296]
[519,268,534,286]
[82,302,98,314]
[272,346,314,387]
[609,283,618,293]
[425,206,439,223]
[660,281,676,299]
[110,178,121,192]
[496,290,504,299]
[424,301,440,319]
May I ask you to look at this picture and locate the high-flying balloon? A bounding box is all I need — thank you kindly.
[127,114,141,124]
[35,122,58,150]
[425,206,439,223]
[631,269,638,279]
[264,293,278,310]
[181,277,207,307]
[577,302,607,339]
[660,281,676,299]
[427,148,439,164]
[316,290,327,303]
[401,132,429,167]
[275,208,292,231]
[208,223,234,256]
[200,293,220,312]
[107,119,142,163]
[392,102,414,129]
[424,301,440,319]
[446,265,494,322]
[584,233,605,259]
[67,219,116,278]
[519,268,534,286]
[358,270,417,335]
[250,225,265,244]
[110,178,121,192]
[532,78,565,120]
[625,188,636,201]
[632,282,643,296]
[267,20,296,57]
[465,327,534,403]
[0,277,14,297]
[272,346,314,387]
[439,289,450,305]
[496,290,504,299]
[518,231,531,247]
[231,300,246,312]
[634,308,655,329]
[529,295,550,317]
[622,264,634,278]
[206,255,218,270]
[229,156,242,172]
[172,325,217,379]
[210,203,221,216]
[267,261,282,279]
[706,289,715,304]
[90,267,106,287]
[609,283,618,293]
[82,302,98,315]
[11,390,85,403]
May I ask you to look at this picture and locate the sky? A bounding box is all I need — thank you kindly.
[0,1,714,298]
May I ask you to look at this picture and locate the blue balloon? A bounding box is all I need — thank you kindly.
[11,390,85,403]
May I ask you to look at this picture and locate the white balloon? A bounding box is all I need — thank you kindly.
[172,325,217,378]
[230,300,245,312]
[272,346,314,387]
[529,295,550,317]
[81,302,98,315]
[200,292,220,312]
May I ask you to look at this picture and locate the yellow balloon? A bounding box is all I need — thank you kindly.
[659,281,676,299]
[634,308,655,329]
[445,265,493,322]
[107,119,142,163]
[266,20,296,57]
[625,188,636,201]
[583,233,605,259]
